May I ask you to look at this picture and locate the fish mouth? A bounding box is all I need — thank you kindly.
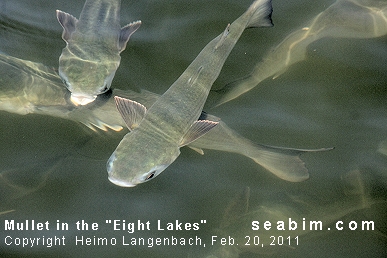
[107,153,137,187]
[70,94,97,106]
[108,176,137,187]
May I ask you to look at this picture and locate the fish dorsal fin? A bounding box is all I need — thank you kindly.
[118,21,142,52]
[179,120,219,147]
[215,24,230,50]
[114,96,147,131]
[220,187,250,228]
[56,10,78,42]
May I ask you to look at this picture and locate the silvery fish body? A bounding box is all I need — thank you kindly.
[106,0,274,187]
[0,52,329,184]
[0,52,123,131]
[56,0,141,105]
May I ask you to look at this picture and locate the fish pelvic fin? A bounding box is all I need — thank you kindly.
[180,120,219,147]
[80,120,124,132]
[187,146,205,155]
[114,96,147,131]
[246,0,273,28]
[119,20,142,52]
[56,10,79,42]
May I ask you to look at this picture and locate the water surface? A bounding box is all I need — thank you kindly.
[1,0,386,257]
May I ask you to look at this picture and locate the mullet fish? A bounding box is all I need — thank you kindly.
[107,0,274,187]
[56,0,141,106]
[0,52,330,184]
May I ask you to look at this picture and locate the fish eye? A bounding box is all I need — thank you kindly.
[146,171,156,180]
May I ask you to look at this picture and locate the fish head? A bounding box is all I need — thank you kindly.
[58,48,120,106]
[106,133,181,187]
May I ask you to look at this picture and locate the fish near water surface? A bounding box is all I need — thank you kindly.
[0,52,331,184]
[56,0,141,106]
[107,0,274,187]
[0,51,125,131]
[210,0,387,107]
[0,52,67,115]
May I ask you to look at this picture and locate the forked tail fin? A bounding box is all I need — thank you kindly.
[246,0,273,28]
[249,144,333,182]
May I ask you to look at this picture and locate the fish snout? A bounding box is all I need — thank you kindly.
[108,176,137,187]
[70,93,97,106]
[107,153,137,187]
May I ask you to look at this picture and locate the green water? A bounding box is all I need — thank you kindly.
[1,0,386,257]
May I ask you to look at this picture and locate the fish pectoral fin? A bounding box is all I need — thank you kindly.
[179,120,219,147]
[114,96,147,131]
[118,21,142,52]
[56,10,78,42]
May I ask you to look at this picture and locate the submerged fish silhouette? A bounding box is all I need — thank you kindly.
[198,169,383,257]
[211,0,387,107]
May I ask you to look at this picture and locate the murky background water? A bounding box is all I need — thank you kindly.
[1,0,387,257]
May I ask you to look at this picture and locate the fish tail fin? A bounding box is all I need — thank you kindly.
[246,0,273,28]
[249,144,333,182]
